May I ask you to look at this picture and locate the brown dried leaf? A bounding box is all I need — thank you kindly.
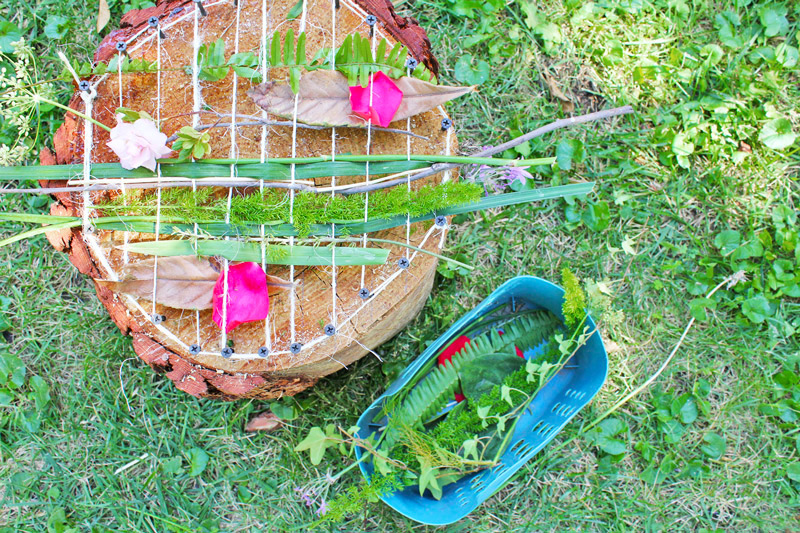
[98,256,293,310]
[247,70,473,127]
[543,72,574,113]
[245,412,283,432]
[97,0,111,33]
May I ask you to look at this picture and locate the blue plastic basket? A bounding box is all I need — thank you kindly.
[354,276,608,525]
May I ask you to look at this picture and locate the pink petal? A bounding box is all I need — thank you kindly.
[212,262,270,333]
[348,71,403,128]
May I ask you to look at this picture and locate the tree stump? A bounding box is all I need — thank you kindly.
[41,0,457,400]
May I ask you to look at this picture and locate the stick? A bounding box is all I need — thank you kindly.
[341,105,634,194]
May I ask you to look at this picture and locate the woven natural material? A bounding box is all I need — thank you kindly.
[41,0,458,400]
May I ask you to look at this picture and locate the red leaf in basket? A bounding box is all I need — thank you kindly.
[349,71,403,128]
[213,262,270,333]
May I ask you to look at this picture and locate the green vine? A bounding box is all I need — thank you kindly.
[59,55,158,80]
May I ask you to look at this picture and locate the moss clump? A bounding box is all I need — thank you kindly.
[99,181,482,237]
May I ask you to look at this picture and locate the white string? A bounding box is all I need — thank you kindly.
[330,0,338,328]
[191,2,202,346]
[117,51,129,265]
[220,0,242,349]
[259,0,272,353]
[150,27,163,317]
[405,66,412,261]
[360,26,377,290]
[288,2,310,347]
[79,87,95,232]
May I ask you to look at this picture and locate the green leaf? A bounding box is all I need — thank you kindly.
[294,426,336,465]
[454,54,490,85]
[787,462,800,482]
[700,433,726,460]
[714,230,741,256]
[418,459,441,499]
[44,15,69,39]
[758,5,789,37]
[459,353,524,402]
[270,32,282,66]
[500,384,514,407]
[0,19,23,54]
[689,297,716,321]
[286,0,304,20]
[741,295,775,324]
[269,401,297,421]
[582,201,610,232]
[759,118,797,151]
[586,418,627,455]
[556,139,584,171]
[284,28,295,66]
[186,447,209,476]
[462,438,479,461]
[674,394,698,424]
[28,375,50,410]
[162,456,182,474]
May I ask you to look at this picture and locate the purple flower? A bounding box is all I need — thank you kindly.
[505,166,533,186]
[316,499,328,516]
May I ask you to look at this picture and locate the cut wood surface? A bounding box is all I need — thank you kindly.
[42,0,458,400]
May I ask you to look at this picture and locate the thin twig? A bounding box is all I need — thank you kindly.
[341,105,634,194]
[165,117,429,143]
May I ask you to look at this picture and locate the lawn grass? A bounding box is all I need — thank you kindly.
[1,0,799,531]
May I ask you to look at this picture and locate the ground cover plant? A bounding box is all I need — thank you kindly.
[1,0,799,531]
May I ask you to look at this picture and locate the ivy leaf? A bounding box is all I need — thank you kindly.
[500,384,514,407]
[462,438,479,461]
[476,405,491,419]
[186,447,209,477]
[759,118,797,151]
[700,433,726,460]
[295,426,337,465]
[269,401,297,421]
[418,459,441,499]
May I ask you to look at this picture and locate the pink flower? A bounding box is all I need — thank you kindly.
[106,115,172,171]
[213,262,270,333]
[349,71,403,128]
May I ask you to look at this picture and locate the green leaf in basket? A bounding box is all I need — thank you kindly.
[459,353,524,402]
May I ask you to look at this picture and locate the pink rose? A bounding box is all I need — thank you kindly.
[212,262,270,333]
[349,71,404,128]
[106,115,172,171]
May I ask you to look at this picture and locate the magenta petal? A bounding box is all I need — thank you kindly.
[212,262,270,333]
[348,71,404,127]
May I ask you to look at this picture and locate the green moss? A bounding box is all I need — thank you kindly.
[98,181,482,237]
